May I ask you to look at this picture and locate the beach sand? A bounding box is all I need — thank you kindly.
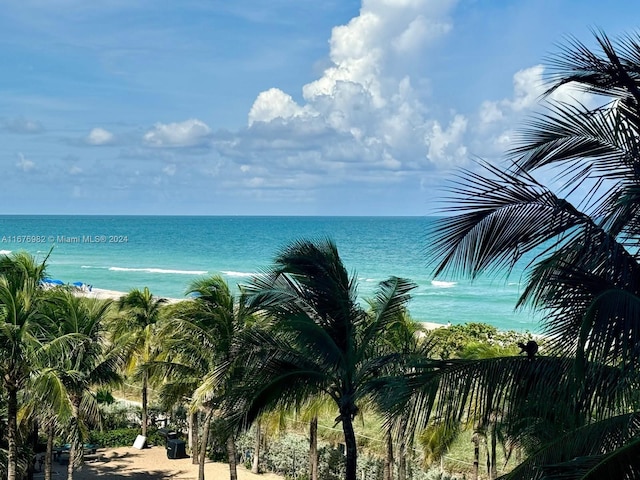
[39,445,283,480]
[79,288,448,330]
[79,287,182,304]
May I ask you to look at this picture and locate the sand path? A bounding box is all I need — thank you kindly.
[38,445,283,480]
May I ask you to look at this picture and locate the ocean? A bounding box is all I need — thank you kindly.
[0,216,541,332]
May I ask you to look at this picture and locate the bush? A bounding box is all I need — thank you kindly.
[89,428,141,448]
[88,427,167,448]
[100,402,140,430]
[236,429,429,480]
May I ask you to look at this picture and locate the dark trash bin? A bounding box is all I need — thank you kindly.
[158,428,178,444]
[166,439,187,459]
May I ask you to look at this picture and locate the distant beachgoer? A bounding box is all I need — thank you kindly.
[89,284,93,292]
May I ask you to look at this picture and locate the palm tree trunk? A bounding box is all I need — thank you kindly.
[67,397,82,480]
[383,430,394,480]
[226,435,238,480]
[341,412,358,480]
[142,372,148,437]
[398,452,407,480]
[309,415,319,480]
[198,410,213,480]
[27,420,38,480]
[45,423,54,480]
[472,432,479,480]
[7,385,18,480]
[490,425,497,480]
[252,419,261,474]
[397,417,408,480]
[66,442,76,480]
[191,410,199,464]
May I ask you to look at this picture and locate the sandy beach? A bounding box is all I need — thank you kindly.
[38,445,283,480]
[79,287,182,304]
[78,287,448,330]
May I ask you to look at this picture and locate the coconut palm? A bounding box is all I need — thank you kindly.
[40,290,122,480]
[0,251,48,480]
[399,30,640,480]
[237,238,416,480]
[365,308,428,480]
[299,397,336,480]
[113,287,167,438]
[156,275,257,480]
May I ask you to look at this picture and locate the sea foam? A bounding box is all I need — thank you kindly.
[431,280,457,288]
[109,267,207,275]
[221,271,259,278]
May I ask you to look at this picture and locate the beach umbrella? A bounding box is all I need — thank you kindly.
[43,278,64,285]
[73,281,84,287]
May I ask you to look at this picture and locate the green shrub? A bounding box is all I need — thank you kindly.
[88,427,167,448]
[89,428,141,448]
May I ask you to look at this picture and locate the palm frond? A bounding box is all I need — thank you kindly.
[502,413,640,480]
[538,437,640,480]
[545,30,640,104]
[428,162,588,279]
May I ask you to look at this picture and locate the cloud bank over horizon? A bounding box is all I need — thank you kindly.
[0,0,634,214]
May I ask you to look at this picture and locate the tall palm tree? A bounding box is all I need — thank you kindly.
[374,312,426,480]
[41,290,122,480]
[298,396,336,480]
[237,238,416,480]
[0,252,48,480]
[399,30,640,480]
[113,287,167,438]
[157,275,256,480]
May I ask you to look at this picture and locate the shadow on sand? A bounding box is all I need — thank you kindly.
[44,449,194,480]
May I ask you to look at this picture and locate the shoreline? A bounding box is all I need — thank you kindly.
[76,287,448,330]
[77,287,183,304]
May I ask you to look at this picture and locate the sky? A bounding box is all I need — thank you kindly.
[1,0,638,216]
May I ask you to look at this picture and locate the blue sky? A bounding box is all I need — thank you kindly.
[1,0,638,215]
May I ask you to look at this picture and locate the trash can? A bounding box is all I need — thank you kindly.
[158,428,178,445]
[166,439,187,459]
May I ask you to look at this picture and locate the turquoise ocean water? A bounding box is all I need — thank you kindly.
[0,216,541,333]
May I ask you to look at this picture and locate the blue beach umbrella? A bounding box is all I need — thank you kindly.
[73,281,84,287]
[43,278,64,285]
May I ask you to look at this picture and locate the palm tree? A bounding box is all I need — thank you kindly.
[400,30,640,479]
[378,314,427,480]
[237,238,416,480]
[157,275,257,480]
[0,251,48,480]
[113,287,167,438]
[41,290,122,480]
[299,397,336,480]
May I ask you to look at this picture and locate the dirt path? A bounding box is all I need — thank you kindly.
[35,445,283,480]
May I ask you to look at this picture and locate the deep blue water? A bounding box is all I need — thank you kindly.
[0,216,541,332]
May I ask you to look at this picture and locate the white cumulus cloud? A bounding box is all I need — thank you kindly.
[232,0,461,185]
[143,119,212,147]
[474,64,598,157]
[426,114,468,165]
[248,88,310,125]
[218,0,595,203]
[86,127,114,145]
